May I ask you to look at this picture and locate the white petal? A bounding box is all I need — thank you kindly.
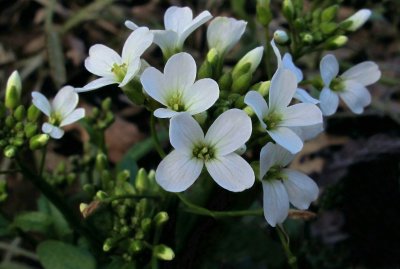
[60,108,85,127]
[183,78,219,115]
[42,123,64,139]
[270,40,282,67]
[260,142,294,179]
[282,53,303,82]
[85,44,122,77]
[281,103,322,127]
[153,108,180,118]
[291,123,324,142]
[344,9,371,31]
[244,91,268,129]
[339,80,371,114]
[205,153,254,192]
[282,168,319,210]
[340,61,381,86]
[269,68,298,111]
[267,127,303,154]
[319,87,339,116]
[180,10,212,46]
[140,67,167,105]
[124,20,139,30]
[233,46,264,75]
[164,6,193,33]
[169,113,205,154]
[153,30,179,54]
[262,180,289,227]
[205,109,252,156]
[156,150,203,192]
[164,52,197,93]
[119,58,141,87]
[52,86,78,118]
[294,88,320,104]
[78,77,116,92]
[320,54,339,86]
[32,92,51,116]
[122,27,153,64]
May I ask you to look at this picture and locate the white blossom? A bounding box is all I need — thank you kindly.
[244,69,322,154]
[319,54,381,116]
[232,46,264,77]
[141,52,219,118]
[156,109,254,192]
[77,27,153,92]
[125,6,212,57]
[343,9,371,31]
[32,86,85,139]
[207,17,247,56]
[260,142,319,227]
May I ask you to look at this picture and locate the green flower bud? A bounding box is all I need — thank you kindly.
[14,122,24,132]
[301,33,313,44]
[218,72,232,92]
[154,211,169,226]
[27,104,41,122]
[273,30,290,45]
[197,60,213,79]
[3,145,17,158]
[12,137,24,147]
[101,97,112,111]
[325,35,348,49]
[141,218,152,233]
[282,0,295,20]
[193,111,208,126]
[79,203,88,213]
[117,170,130,182]
[96,190,108,201]
[321,5,338,22]
[29,134,50,150]
[206,48,219,66]
[95,153,108,171]
[91,107,100,119]
[121,79,145,105]
[256,0,272,26]
[5,115,15,128]
[135,168,149,193]
[5,71,22,110]
[232,63,251,78]
[320,22,337,34]
[103,238,114,252]
[83,184,95,195]
[129,240,144,254]
[257,81,271,96]
[153,244,175,261]
[13,105,26,121]
[232,72,252,94]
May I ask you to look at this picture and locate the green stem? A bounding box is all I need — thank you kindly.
[264,27,273,79]
[150,115,166,158]
[176,193,263,218]
[39,145,47,176]
[0,170,20,174]
[104,194,159,203]
[276,225,298,269]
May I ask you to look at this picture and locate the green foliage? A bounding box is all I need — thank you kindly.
[12,212,52,234]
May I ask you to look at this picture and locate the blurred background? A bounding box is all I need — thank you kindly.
[0,0,399,268]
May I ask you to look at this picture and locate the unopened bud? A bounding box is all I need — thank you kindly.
[24,123,37,138]
[343,9,371,31]
[5,71,22,110]
[257,81,271,96]
[101,97,112,111]
[29,134,49,150]
[154,211,169,226]
[95,153,108,171]
[256,0,272,26]
[122,79,145,105]
[135,168,149,193]
[27,105,41,122]
[321,5,338,22]
[325,35,348,49]
[273,30,289,45]
[218,72,232,92]
[302,33,313,44]
[96,190,108,200]
[117,169,130,182]
[233,46,264,77]
[206,48,219,66]
[232,72,252,94]
[3,145,17,158]
[282,0,295,20]
[13,105,25,121]
[129,240,144,253]
[320,22,337,34]
[153,244,175,261]
[197,60,213,79]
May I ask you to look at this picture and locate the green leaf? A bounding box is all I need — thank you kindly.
[102,257,136,269]
[0,262,33,269]
[46,31,66,88]
[13,212,52,233]
[0,213,12,236]
[37,240,96,269]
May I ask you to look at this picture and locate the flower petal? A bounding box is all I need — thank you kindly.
[156,150,203,192]
[153,108,180,118]
[282,53,303,82]
[244,91,268,129]
[52,86,78,118]
[270,40,282,67]
[269,68,298,111]
[320,54,339,86]
[140,67,167,105]
[339,80,371,114]
[164,52,197,93]
[119,58,141,87]
[169,113,205,154]
[124,20,139,30]
[319,87,339,116]
[260,142,295,179]
[32,91,51,116]
[78,77,116,92]
[280,103,322,127]
[282,168,319,210]
[340,61,381,86]
[262,180,289,227]
[180,10,212,46]
[42,123,64,139]
[205,109,252,156]
[85,44,122,77]
[294,88,319,104]
[122,27,153,64]
[183,78,219,115]
[205,153,255,192]
[164,6,193,33]
[60,108,85,127]
[291,123,324,142]
[153,30,179,54]
[267,127,303,154]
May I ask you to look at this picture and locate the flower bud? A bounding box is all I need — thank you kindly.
[5,116,15,128]
[141,218,152,233]
[103,238,114,252]
[256,0,272,26]
[301,33,313,44]
[3,145,17,158]
[193,111,208,126]
[135,168,149,193]
[27,104,41,122]
[101,97,112,111]
[153,244,175,261]
[154,211,169,226]
[5,71,22,110]
[96,190,108,200]
[12,137,24,147]
[197,60,213,79]
[232,72,252,94]
[282,0,295,20]
[343,9,371,31]
[29,134,50,150]
[218,72,232,92]
[129,240,144,254]
[235,144,247,155]
[320,22,337,34]
[257,81,271,96]
[122,79,145,105]
[325,35,348,49]
[117,169,130,182]
[95,153,108,171]
[233,46,264,78]
[321,5,338,22]
[13,105,25,121]
[273,30,289,45]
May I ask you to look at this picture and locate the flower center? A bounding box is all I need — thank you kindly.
[49,112,62,126]
[330,77,345,92]
[167,92,186,112]
[192,145,215,161]
[263,112,282,130]
[263,165,287,182]
[111,63,127,82]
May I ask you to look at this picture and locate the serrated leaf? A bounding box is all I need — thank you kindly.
[13,212,52,234]
[37,240,96,269]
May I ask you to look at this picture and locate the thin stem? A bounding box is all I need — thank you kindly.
[264,28,273,79]
[276,225,298,269]
[0,170,20,175]
[39,145,47,176]
[176,193,263,218]
[150,115,166,158]
[104,194,159,203]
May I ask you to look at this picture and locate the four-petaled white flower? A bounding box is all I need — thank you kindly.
[141,52,219,118]
[244,69,322,154]
[77,27,153,92]
[125,6,212,57]
[207,17,247,56]
[32,86,85,139]
[260,142,319,227]
[156,109,255,192]
[319,54,381,116]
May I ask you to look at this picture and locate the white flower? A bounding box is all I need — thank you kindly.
[244,69,322,154]
[271,40,319,104]
[343,9,371,31]
[207,17,247,56]
[232,46,264,77]
[141,52,219,118]
[77,27,153,92]
[125,6,212,57]
[260,142,319,227]
[32,86,85,139]
[319,54,381,116]
[156,109,255,192]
